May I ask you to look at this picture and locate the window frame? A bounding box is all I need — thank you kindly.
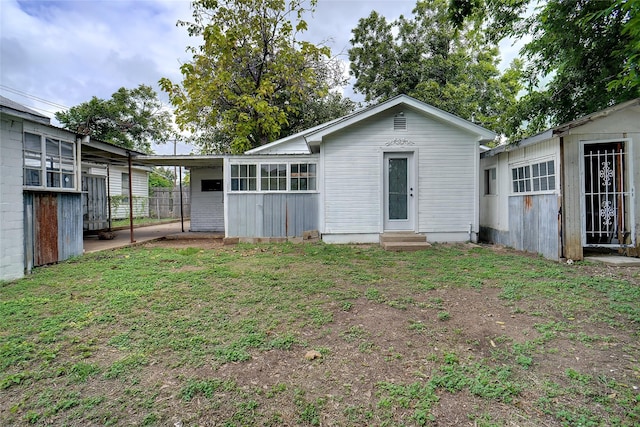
[290,163,317,192]
[230,164,258,192]
[484,167,497,196]
[510,157,557,195]
[260,163,287,192]
[23,132,78,191]
[228,161,319,193]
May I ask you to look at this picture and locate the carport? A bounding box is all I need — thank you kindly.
[82,141,225,243]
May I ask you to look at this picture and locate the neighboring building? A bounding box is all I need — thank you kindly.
[184,95,496,243]
[480,98,640,261]
[0,96,83,281]
[0,95,153,281]
[81,163,150,223]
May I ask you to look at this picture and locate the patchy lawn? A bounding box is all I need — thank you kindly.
[1,242,639,426]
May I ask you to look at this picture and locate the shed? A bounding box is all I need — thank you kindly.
[480,98,640,260]
[1,95,83,281]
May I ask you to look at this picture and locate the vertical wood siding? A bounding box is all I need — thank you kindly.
[227,193,318,237]
[82,175,109,231]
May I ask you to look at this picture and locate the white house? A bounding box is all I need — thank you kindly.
[0,96,83,281]
[182,95,496,244]
[480,98,640,260]
[82,163,150,223]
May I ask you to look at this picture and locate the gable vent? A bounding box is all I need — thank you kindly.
[393,113,406,130]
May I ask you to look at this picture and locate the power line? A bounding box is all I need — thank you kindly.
[0,85,70,110]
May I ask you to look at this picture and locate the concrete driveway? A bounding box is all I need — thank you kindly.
[83,221,192,253]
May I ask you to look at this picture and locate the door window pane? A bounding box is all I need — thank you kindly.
[388,158,408,220]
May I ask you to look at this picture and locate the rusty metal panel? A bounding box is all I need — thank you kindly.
[34,193,59,265]
[508,194,560,260]
[58,193,83,260]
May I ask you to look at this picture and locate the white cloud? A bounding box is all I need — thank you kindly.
[1,0,524,154]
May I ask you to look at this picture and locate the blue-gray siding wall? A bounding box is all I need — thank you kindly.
[227,193,318,237]
[480,194,560,260]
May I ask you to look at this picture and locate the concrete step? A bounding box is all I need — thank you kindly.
[381,241,432,252]
[380,232,427,243]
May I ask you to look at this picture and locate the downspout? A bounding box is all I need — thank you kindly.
[558,136,564,259]
[128,152,135,243]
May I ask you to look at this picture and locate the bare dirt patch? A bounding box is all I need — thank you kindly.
[2,241,638,426]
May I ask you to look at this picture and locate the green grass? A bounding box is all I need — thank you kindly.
[109,217,183,229]
[1,242,638,426]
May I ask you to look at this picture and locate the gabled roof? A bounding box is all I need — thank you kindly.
[0,95,51,125]
[482,98,640,158]
[246,94,497,155]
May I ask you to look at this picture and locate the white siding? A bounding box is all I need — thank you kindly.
[481,138,560,232]
[0,116,25,281]
[190,167,224,232]
[249,135,310,154]
[108,166,149,219]
[321,106,480,241]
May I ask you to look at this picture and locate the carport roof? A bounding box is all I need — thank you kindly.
[82,140,225,168]
[134,155,226,167]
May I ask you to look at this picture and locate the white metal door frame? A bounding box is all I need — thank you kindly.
[383,151,415,231]
[579,139,636,248]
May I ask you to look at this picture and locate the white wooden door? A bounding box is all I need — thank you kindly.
[384,152,415,231]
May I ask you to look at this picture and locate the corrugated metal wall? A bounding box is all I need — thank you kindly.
[507,194,560,260]
[24,192,83,272]
[82,175,109,231]
[227,193,318,237]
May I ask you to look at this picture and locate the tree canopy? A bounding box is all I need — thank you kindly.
[160,0,352,154]
[348,0,522,136]
[55,84,173,153]
[449,0,640,137]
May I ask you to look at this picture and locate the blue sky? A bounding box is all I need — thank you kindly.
[1,0,522,154]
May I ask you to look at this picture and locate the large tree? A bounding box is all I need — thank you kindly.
[160,0,350,154]
[55,85,173,153]
[449,0,640,136]
[348,0,522,136]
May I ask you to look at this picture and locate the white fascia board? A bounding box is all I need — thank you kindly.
[305,95,497,145]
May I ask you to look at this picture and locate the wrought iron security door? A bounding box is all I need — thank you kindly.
[582,141,635,247]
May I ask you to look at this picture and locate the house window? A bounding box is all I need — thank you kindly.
[260,163,287,191]
[290,163,316,191]
[512,165,531,193]
[23,132,76,189]
[511,160,556,194]
[122,173,130,195]
[484,167,497,195]
[532,160,555,191]
[202,179,223,191]
[24,133,43,186]
[230,164,257,191]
